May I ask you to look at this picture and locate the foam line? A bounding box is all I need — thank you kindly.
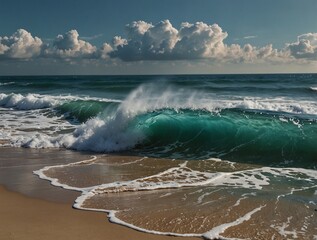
[33,155,98,192]
[202,205,265,240]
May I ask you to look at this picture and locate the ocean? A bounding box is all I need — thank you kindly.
[0,74,317,239]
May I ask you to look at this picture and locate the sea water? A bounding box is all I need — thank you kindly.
[0,74,317,239]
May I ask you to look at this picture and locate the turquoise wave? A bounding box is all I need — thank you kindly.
[128,109,317,166]
[57,100,119,122]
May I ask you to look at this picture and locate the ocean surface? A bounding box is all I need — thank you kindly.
[0,74,317,239]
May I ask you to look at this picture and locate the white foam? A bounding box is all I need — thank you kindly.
[0,93,57,110]
[86,164,311,195]
[0,91,126,150]
[310,87,317,92]
[89,162,222,194]
[33,155,98,192]
[159,192,173,198]
[117,157,147,165]
[107,211,202,238]
[0,82,15,86]
[197,189,221,204]
[207,157,237,169]
[232,197,248,208]
[270,217,298,239]
[115,83,317,116]
[0,107,75,145]
[8,94,145,151]
[203,205,265,240]
[0,93,121,110]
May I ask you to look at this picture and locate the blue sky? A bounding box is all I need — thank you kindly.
[1,0,317,74]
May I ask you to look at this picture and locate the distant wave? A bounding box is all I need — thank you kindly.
[0,93,121,110]
[0,82,15,86]
[0,93,57,110]
[310,86,317,92]
[1,82,317,115]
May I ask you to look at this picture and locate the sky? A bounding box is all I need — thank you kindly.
[1,0,317,75]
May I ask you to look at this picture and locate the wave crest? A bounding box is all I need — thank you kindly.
[0,93,121,111]
[9,83,317,166]
[0,93,57,110]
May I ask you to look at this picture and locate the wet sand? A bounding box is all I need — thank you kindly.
[0,148,198,240]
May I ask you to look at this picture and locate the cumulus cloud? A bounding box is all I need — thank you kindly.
[3,21,317,65]
[110,20,229,61]
[99,43,113,59]
[173,22,227,59]
[106,20,289,63]
[225,43,286,63]
[0,29,42,59]
[44,29,97,58]
[287,33,317,60]
[110,20,177,60]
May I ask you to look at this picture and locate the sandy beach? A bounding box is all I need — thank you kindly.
[0,186,199,240]
[0,147,199,240]
[1,146,316,239]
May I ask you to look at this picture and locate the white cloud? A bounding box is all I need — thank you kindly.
[0,43,9,54]
[3,21,317,67]
[44,30,97,58]
[112,36,127,48]
[103,20,289,63]
[107,20,286,63]
[173,22,227,59]
[287,33,317,59]
[110,20,229,61]
[99,43,113,59]
[110,20,178,60]
[0,29,42,59]
[225,43,286,63]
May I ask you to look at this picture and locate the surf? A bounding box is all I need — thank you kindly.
[5,83,316,168]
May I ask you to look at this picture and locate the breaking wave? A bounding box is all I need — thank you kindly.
[7,83,317,166]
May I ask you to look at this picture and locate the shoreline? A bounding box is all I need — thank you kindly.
[1,147,317,239]
[0,147,199,240]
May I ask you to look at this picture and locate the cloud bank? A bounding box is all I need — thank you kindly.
[108,20,287,63]
[110,20,229,61]
[1,20,317,64]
